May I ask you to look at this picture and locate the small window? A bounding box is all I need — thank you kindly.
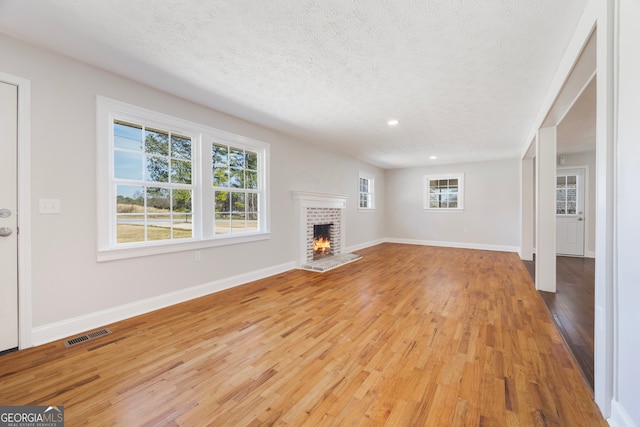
[556,175,577,215]
[359,171,375,209]
[424,173,464,211]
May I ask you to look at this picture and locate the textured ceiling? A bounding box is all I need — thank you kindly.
[0,0,590,168]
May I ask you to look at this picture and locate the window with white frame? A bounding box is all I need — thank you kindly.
[423,173,464,211]
[97,97,269,260]
[359,171,375,209]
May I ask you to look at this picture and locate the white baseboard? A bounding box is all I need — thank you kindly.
[384,238,520,254]
[31,261,296,346]
[343,238,386,253]
[608,400,637,427]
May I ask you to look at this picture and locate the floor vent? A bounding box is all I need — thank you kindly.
[63,328,111,347]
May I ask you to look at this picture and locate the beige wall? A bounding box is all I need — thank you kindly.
[1,33,385,338]
[384,158,521,250]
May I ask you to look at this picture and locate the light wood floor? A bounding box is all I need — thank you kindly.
[0,244,606,426]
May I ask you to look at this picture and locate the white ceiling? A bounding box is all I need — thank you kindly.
[0,0,591,168]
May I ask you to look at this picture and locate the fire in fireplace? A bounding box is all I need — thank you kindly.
[313,223,332,258]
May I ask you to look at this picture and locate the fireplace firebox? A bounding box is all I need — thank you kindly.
[313,223,333,259]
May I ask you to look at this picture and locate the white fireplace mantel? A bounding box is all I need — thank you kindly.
[291,191,347,268]
[291,191,347,209]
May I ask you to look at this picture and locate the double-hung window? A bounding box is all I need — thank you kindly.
[423,173,464,211]
[358,171,375,210]
[212,142,260,234]
[97,97,270,261]
[113,120,194,244]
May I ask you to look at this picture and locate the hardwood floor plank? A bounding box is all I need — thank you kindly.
[523,256,596,390]
[0,244,606,426]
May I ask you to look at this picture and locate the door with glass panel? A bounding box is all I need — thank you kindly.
[556,168,585,256]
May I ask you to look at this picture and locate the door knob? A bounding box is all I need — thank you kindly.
[0,227,12,237]
[578,218,584,221]
[0,209,10,218]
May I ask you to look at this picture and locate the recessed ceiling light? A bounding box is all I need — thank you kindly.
[387,119,399,126]
[429,155,437,160]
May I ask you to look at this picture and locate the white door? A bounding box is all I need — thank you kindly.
[556,168,585,256]
[0,81,18,353]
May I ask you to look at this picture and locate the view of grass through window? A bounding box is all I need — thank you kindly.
[212,142,259,234]
[114,120,193,244]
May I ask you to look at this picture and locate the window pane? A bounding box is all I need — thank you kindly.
[429,180,438,190]
[171,159,192,184]
[115,151,143,180]
[215,213,231,234]
[247,212,259,232]
[229,169,245,188]
[212,143,228,166]
[145,129,169,156]
[171,134,191,160]
[360,193,367,208]
[361,178,369,192]
[229,148,245,168]
[429,200,439,208]
[439,179,448,187]
[567,175,577,186]
[231,214,247,232]
[556,189,566,203]
[117,185,144,213]
[247,193,258,212]
[557,176,566,186]
[232,192,246,213]
[146,155,169,182]
[116,185,144,243]
[172,188,192,240]
[246,151,257,170]
[173,189,192,212]
[245,170,258,189]
[215,191,230,212]
[361,193,372,208]
[449,179,458,187]
[449,201,458,208]
[147,187,170,211]
[213,167,229,187]
[147,214,171,241]
[114,121,142,151]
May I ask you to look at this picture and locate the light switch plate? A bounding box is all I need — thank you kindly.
[39,199,61,214]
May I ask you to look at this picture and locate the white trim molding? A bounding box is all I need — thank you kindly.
[31,261,295,346]
[0,72,32,350]
[385,238,519,254]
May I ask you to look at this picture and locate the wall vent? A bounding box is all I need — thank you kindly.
[63,328,111,347]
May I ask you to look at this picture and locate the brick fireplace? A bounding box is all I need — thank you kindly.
[291,191,347,268]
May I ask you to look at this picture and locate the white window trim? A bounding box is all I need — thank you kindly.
[423,173,464,212]
[96,96,270,261]
[358,170,375,210]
